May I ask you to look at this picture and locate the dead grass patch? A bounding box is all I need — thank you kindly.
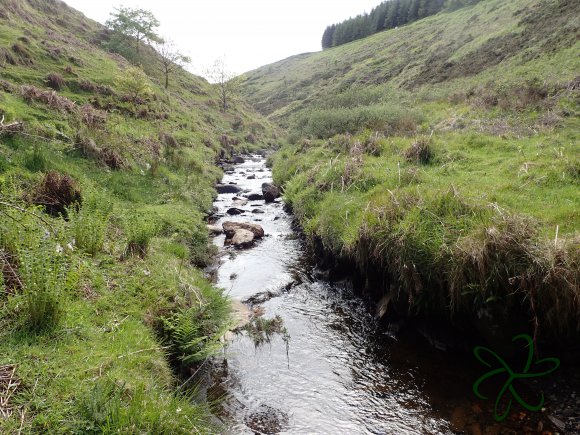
[21,85,75,113]
[404,134,433,164]
[75,137,125,170]
[27,171,82,217]
[0,250,22,296]
[0,365,20,420]
[45,72,65,91]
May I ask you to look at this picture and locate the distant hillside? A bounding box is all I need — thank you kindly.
[242,0,580,352]
[0,0,276,432]
[242,0,579,126]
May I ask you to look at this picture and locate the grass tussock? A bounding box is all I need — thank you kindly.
[45,72,65,91]
[27,171,82,217]
[404,134,433,165]
[75,378,215,434]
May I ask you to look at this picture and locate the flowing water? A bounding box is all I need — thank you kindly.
[207,156,554,434]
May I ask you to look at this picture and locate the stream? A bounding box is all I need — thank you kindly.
[207,155,560,434]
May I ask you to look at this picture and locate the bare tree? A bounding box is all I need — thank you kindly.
[205,58,239,112]
[155,39,191,89]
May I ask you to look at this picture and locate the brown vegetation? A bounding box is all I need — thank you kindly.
[28,170,82,217]
[80,103,107,129]
[404,135,433,164]
[0,250,22,295]
[46,72,65,90]
[75,136,125,169]
[21,85,76,112]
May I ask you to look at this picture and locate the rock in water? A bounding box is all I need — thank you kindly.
[207,224,223,235]
[246,192,264,201]
[231,229,254,248]
[232,198,249,206]
[247,174,256,179]
[227,207,245,215]
[222,221,264,239]
[262,183,280,203]
[216,184,241,194]
[231,155,245,164]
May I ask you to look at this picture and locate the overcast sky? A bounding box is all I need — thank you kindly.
[63,0,381,79]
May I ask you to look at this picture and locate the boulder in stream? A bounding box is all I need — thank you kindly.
[207,224,223,235]
[231,155,245,164]
[247,174,256,180]
[262,183,280,203]
[223,221,264,239]
[231,229,255,248]
[232,197,249,206]
[216,184,241,194]
[227,207,245,215]
[246,192,264,201]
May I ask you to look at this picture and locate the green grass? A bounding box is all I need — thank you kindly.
[0,0,277,432]
[240,0,579,342]
[271,124,579,339]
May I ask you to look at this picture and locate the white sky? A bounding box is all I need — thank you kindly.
[63,0,381,79]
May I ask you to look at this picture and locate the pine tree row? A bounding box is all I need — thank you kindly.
[322,0,479,49]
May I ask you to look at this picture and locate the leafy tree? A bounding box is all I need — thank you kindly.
[106,7,161,54]
[115,67,153,103]
[205,58,238,112]
[155,39,191,89]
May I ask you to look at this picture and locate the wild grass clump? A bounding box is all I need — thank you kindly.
[18,239,69,332]
[450,215,580,334]
[80,104,107,129]
[76,378,212,434]
[22,144,48,172]
[11,43,32,64]
[75,137,125,169]
[161,282,231,369]
[45,73,65,91]
[68,191,112,256]
[28,171,82,217]
[188,226,217,268]
[404,135,433,164]
[0,47,17,66]
[123,215,158,258]
[1,209,74,333]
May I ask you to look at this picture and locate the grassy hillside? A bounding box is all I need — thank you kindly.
[0,0,277,432]
[242,0,580,348]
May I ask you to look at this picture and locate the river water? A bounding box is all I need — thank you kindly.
[208,156,556,434]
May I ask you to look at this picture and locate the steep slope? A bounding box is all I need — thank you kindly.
[241,0,579,351]
[0,0,276,432]
[242,0,578,124]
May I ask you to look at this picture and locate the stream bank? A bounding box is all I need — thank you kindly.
[204,155,576,434]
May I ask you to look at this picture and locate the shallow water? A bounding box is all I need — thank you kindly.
[208,156,552,434]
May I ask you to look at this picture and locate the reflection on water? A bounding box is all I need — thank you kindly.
[208,156,549,434]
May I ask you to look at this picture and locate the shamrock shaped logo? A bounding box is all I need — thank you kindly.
[473,333,560,422]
